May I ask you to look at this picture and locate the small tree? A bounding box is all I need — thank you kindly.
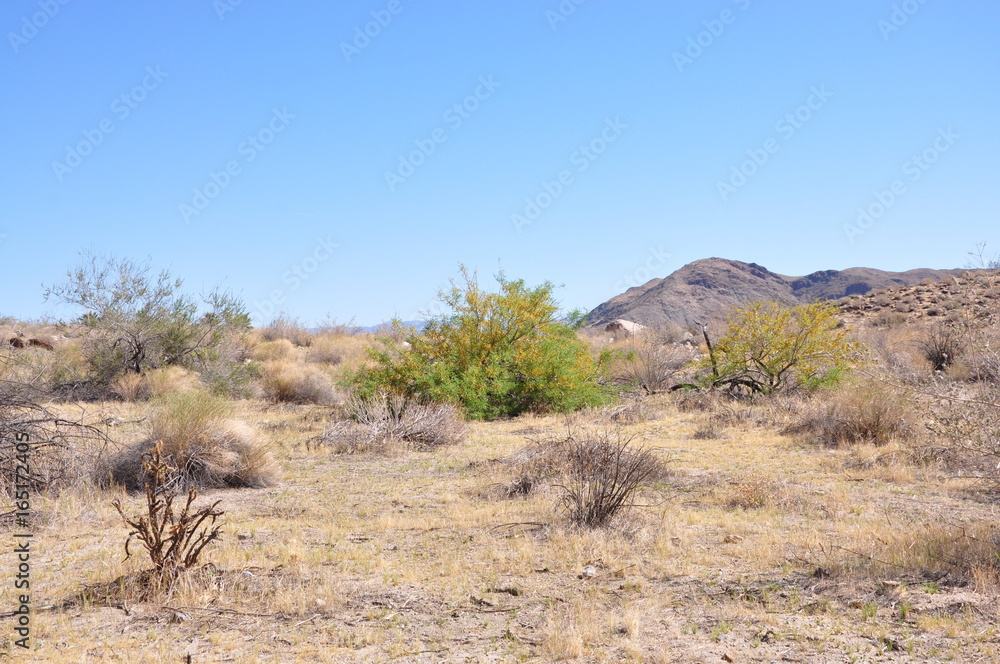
[44,252,250,382]
[699,300,858,394]
[353,267,607,419]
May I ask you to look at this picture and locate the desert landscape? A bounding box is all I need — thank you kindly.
[4,3,997,662]
[2,253,999,663]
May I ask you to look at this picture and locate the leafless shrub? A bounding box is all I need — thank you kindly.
[111,443,224,596]
[789,380,911,446]
[556,430,665,528]
[320,392,466,454]
[258,314,313,347]
[610,332,697,393]
[926,385,1000,488]
[919,326,965,372]
[0,379,114,497]
[313,315,363,336]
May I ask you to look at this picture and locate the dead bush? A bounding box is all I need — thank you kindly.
[608,331,697,393]
[790,380,911,446]
[111,443,224,596]
[260,360,338,405]
[919,326,965,372]
[258,314,313,347]
[320,392,466,454]
[305,335,346,365]
[0,379,113,496]
[102,391,273,491]
[926,385,1000,487]
[556,429,665,528]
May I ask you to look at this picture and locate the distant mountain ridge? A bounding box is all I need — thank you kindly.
[587,258,965,330]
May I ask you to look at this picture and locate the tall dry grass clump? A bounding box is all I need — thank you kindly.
[257,314,313,347]
[790,379,912,446]
[102,391,274,491]
[260,360,338,405]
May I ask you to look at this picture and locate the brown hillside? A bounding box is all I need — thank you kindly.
[587,257,966,330]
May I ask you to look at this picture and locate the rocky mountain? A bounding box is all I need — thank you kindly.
[587,258,965,330]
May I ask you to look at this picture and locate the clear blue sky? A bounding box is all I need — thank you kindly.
[2,1,997,326]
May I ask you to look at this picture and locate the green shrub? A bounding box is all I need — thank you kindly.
[699,300,859,394]
[351,268,608,419]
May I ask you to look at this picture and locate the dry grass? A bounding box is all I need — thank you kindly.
[110,372,148,402]
[100,391,274,491]
[260,360,338,405]
[13,397,1000,662]
[790,379,912,446]
[145,365,203,397]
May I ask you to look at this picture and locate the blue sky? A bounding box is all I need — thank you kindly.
[2,1,997,326]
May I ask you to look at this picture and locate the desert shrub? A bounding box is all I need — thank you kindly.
[352,268,608,419]
[313,315,363,336]
[698,301,859,394]
[604,331,697,392]
[926,385,1000,487]
[252,338,296,362]
[791,379,911,446]
[260,360,337,405]
[258,314,313,347]
[102,391,273,491]
[321,392,466,454]
[44,252,251,384]
[556,430,664,527]
[919,326,965,372]
[112,372,149,402]
[111,443,224,596]
[0,380,113,496]
[305,335,345,365]
[872,311,906,328]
